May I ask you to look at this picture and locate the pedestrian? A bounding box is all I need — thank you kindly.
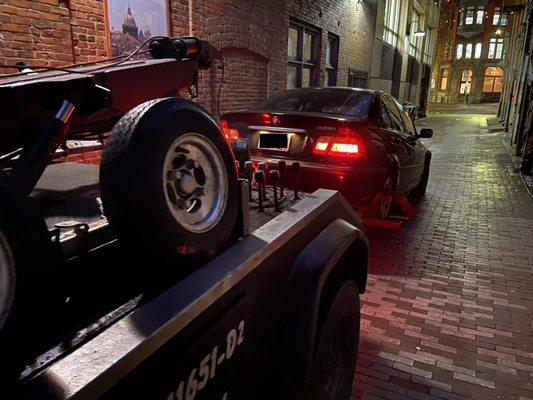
[466,93,472,108]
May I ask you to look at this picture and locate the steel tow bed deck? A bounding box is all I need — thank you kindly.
[15,189,368,400]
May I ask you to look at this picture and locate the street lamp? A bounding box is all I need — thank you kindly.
[408,20,426,37]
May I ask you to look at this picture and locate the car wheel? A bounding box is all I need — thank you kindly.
[309,281,360,400]
[100,98,239,262]
[410,157,430,199]
[380,175,394,219]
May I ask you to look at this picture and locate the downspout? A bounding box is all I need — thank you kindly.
[189,0,194,35]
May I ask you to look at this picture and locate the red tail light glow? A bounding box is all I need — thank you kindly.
[261,113,272,125]
[312,128,365,158]
[220,120,240,140]
[313,136,333,155]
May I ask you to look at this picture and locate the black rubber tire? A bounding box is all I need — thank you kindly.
[410,156,431,199]
[309,281,360,400]
[100,98,239,262]
[0,195,60,386]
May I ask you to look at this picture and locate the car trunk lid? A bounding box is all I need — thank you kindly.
[222,111,365,162]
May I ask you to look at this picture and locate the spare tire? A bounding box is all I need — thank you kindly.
[100,98,239,262]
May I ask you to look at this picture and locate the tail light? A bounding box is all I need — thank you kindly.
[312,127,365,158]
[220,120,239,140]
[261,113,272,125]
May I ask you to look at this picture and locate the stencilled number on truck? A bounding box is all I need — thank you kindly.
[166,320,245,400]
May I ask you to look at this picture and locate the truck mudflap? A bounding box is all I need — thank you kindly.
[16,189,368,400]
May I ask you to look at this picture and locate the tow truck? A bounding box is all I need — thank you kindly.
[0,36,369,400]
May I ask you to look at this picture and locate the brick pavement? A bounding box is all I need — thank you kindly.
[352,105,533,400]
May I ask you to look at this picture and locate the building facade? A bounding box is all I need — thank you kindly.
[369,0,440,116]
[432,0,511,104]
[497,0,533,173]
[0,0,377,116]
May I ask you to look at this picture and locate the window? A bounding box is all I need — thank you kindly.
[326,34,339,86]
[287,21,319,89]
[348,69,368,89]
[465,43,473,59]
[456,43,464,59]
[423,28,435,64]
[383,0,401,46]
[393,97,416,136]
[459,70,472,95]
[475,43,482,58]
[382,97,405,132]
[409,10,423,58]
[488,37,504,59]
[465,6,475,25]
[440,68,449,90]
[492,7,508,26]
[501,12,508,26]
[459,5,486,26]
[483,67,504,93]
[254,88,373,118]
[476,6,485,24]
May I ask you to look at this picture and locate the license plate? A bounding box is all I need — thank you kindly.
[258,133,290,152]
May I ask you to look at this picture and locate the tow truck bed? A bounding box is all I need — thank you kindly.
[15,188,368,400]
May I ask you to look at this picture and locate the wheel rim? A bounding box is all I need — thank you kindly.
[380,176,393,219]
[163,133,228,233]
[0,231,15,331]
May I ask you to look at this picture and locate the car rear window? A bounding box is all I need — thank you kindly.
[253,89,373,118]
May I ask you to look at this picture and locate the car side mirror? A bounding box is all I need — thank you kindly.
[402,103,417,121]
[418,128,433,138]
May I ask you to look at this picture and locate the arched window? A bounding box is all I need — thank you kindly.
[440,68,449,90]
[483,67,504,93]
[465,43,473,59]
[456,44,464,59]
[460,70,472,94]
[475,43,482,59]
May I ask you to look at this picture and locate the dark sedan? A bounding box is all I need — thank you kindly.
[221,87,433,218]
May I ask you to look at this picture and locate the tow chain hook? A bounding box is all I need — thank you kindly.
[52,221,90,242]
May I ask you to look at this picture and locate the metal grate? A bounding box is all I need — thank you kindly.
[380,43,395,80]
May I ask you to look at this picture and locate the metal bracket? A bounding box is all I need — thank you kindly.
[237,178,250,238]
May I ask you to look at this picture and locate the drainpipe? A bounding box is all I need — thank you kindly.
[189,0,193,35]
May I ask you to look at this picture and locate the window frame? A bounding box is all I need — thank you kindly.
[476,6,485,24]
[326,33,340,86]
[456,43,464,59]
[383,0,401,47]
[459,69,472,95]
[440,68,449,90]
[382,96,406,133]
[465,43,473,59]
[488,37,504,59]
[492,6,508,26]
[408,9,423,59]
[459,5,486,26]
[483,67,504,93]
[465,6,475,25]
[287,20,320,89]
[474,42,482,58]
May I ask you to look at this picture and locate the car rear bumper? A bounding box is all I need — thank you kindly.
[251,155,387,207]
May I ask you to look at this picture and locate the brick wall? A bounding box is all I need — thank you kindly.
[0,0,107,68]
[0,0,376,116]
